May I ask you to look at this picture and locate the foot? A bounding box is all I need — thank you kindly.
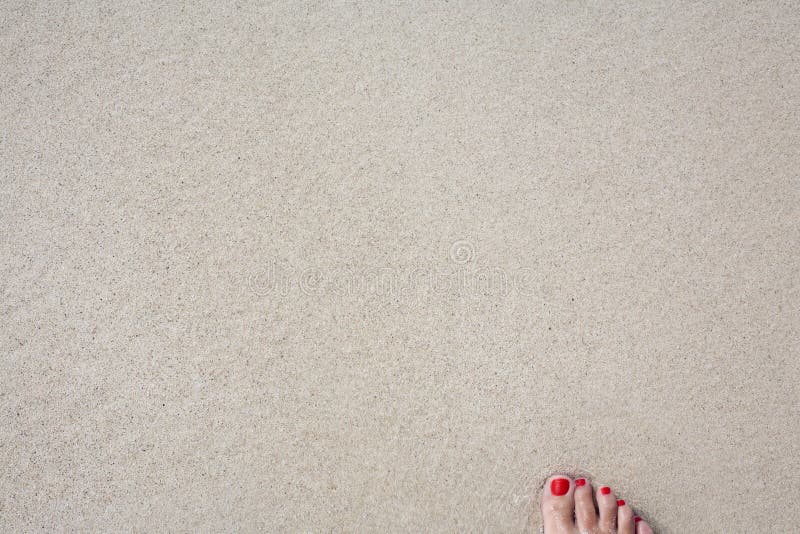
[539,475,654,534]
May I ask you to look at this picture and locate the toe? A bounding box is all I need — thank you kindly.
[596,485,618,534]
[635,516,655,534]
[541,475,576,534]
[573,478,597,533]
[616,498,635,534]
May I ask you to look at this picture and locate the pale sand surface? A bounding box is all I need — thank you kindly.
[2,2,798,532]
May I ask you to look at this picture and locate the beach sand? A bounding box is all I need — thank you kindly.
[2,2,798,532]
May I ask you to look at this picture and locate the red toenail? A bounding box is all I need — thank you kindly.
[600,486,611,495]
[550,478,570,496]
[617,499,626,506]
[575,478,586,487]
[635,517,642,523]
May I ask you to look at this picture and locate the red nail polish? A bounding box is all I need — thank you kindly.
[600,486,611,495]
[575,478,586,487]
[617,499,626,506]
[635,517,642,523]
[550,478,570,496]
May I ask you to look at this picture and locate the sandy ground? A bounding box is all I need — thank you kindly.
[2,2,798,532]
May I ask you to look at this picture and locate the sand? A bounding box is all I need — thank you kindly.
[2,2,798,532]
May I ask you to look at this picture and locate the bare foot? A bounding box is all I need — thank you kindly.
[540,475,654,534]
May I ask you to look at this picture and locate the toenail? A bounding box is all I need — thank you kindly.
[634,516,642,523]
[600,486,611,495]
[617,499,626,506]
[575,478,587,487]
[550,478,570,496]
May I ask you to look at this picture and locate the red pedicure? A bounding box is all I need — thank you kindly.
[575,478,587,487]
[550,478,570,496]
[635,517,643,523]
[600,486,611,495]
[617,499,626,506]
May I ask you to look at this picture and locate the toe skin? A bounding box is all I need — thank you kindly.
[635,517,655,534]
[541,475,575,533]
[573,478,597,533]
[616,498,635,534]
[596,485,618,534]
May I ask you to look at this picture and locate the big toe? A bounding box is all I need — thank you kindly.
[540,475,576,534]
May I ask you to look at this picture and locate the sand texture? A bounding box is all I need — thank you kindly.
[2,2,798,532]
